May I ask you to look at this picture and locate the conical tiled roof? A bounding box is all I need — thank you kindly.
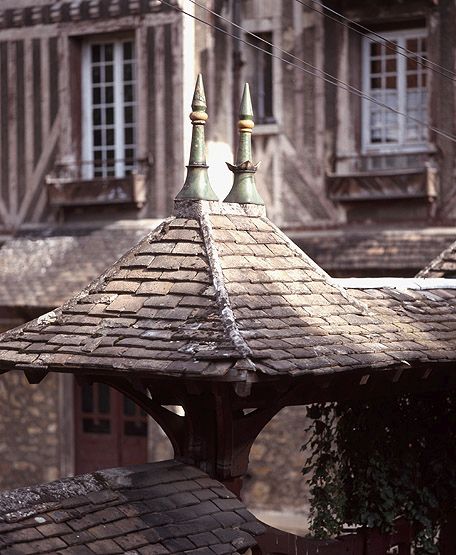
[0,198,404,381]
[0,76,407,382]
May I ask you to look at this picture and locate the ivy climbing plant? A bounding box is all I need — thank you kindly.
[303,392,456,554]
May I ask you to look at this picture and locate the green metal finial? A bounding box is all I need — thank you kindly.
[224,83,264,205]
[176,74,218,201]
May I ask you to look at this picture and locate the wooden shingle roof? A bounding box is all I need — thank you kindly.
[0,201,407,382]
[0,459,264,555]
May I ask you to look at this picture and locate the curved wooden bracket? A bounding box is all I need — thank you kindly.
[99,377,186,457]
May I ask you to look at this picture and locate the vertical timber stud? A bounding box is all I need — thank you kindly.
[175,74,218,201]
[224,83,264,205]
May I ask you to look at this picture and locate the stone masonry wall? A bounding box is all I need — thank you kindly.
[0,372,60,490]
[242,406,311,522]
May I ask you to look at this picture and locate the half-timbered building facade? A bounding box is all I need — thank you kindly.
[3,0,456,533]
[0,0,193,233]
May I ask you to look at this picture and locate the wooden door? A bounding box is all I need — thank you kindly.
[74,382,148,474]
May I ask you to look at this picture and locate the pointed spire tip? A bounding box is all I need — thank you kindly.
[240,83,254,120]
[192,73,207,112]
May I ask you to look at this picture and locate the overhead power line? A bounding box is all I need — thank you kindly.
[295,0,456,82]
[159,0,456,144]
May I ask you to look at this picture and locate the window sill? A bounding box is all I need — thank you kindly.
[46,174,147,209]
[327,166,437,203]
[361,144,436,156]
[253,122,280,136]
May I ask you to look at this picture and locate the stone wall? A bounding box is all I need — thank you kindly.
[0,372,60,490]
[242,406,311,527]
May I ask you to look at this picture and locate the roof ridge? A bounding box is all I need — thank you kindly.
[416,238,456,278]
[199,211,254,361]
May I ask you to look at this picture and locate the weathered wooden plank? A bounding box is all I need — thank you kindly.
[26,139,58,223]
[15,40,26,212]
[136,25,148,163]
[0,42,10,225]
[24,37,34,189]
[153,25,166,216]
[49,36,59,128]
[56,12,176,38]
[0,26,59,41]
[171,18,184,205]
[40,34,50,141]
[1,0,50,9]
[18,113,59,225]
[8,40,18,224]
[147,25,157,212]
[32,38,42,166]
[164,23,174,215]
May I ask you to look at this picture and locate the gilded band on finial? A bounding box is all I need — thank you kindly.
[224,83,264,206]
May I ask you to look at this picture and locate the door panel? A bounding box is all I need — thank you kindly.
[75,382,147,474]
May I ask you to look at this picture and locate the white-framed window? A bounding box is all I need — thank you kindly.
[82,39,137,179]
[362,29,428,153]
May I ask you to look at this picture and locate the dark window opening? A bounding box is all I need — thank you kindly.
[245,31,275,124]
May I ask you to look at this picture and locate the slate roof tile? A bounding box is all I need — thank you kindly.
[290,227,456,274]
[417,238,456,278]
[2,203,456,382]
[0,461,264,555]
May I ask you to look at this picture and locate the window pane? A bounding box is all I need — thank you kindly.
[92,44,100,63]
[124,421,147,437]
[124,106,134,124]
[83,418,111,434]
[104,44,114,62]
[123,63,133,81]
[385,58,396,72]
[93,129,102,146]
[93,108,101,125]
[106,107,114,125]
[106,128,115,146]
[407,74,418,88]
[123,41,133,60]
[371,77,381,89]
[124,84,133,103]
[93,87,101,104]
[105,86,114,103]
[123,396,136,416]
[81,384,93,413]
[406,38,418,52]
[98,384,110,413]
[370,59,381,74]
[370,42,381,56]
[105,64,113,83]
[386,76,396,89]
[124,127,134,145]
[92,66,101,84]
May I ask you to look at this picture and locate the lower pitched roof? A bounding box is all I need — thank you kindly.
[0,459,264,555]
[0,221,159,309]
[416,238,456,278]
[290,227,456,275]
